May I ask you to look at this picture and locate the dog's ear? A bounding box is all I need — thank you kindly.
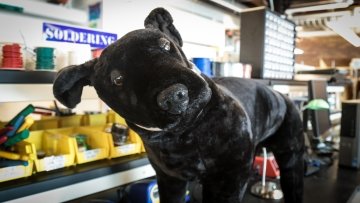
[53,58,97,108]
[144,7,183,47]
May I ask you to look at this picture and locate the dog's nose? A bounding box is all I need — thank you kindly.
[157,83,189,115]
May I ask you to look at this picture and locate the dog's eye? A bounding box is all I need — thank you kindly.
[159,38,170,51]
[113,76,123,86]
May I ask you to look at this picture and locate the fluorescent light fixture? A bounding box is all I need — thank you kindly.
[294,48,304,54]
[208,0,245,13]
[326,15,360,47]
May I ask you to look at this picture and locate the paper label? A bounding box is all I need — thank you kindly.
[117,143,136,154]
[84,149,101,160]
[0,166,25,180]
[44,155,66,171]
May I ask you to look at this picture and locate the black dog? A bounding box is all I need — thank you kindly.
[53,8,304,203]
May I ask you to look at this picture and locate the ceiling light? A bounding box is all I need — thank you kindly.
[294,48,304,54]
[208,0,245,13]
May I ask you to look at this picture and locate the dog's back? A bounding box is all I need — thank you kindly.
[211,76,304,203]
[212,77,288,143]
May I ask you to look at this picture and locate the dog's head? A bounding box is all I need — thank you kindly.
[53,8,212,133]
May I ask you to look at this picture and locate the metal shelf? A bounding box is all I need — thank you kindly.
[252,78,307,86]
[0,0,87,25]
[0,70,56,84]
[0,154,155,203]
[0,70,99,102]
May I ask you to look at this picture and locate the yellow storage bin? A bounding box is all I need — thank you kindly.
[92,124,142,158]
[59,115,83,128]
[106,111,143,155]
[31,114,85,130]
[140,139,146,152]
[0,141,36,182]
[109,128,142,158]
[0,161,34,183]
[107,110,126,125]
[26,130,76,172]
[30,117,58,131]
[50,127,110,164]
[82,113,107,126]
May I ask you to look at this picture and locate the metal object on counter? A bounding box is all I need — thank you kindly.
[250,147,283,200]
[111,123,129,146]
[250,181,283,200]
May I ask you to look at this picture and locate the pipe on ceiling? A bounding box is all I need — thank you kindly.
[285,0,354,17]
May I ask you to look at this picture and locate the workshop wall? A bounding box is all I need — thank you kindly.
[102,0,240,59]
[0,0,240,121]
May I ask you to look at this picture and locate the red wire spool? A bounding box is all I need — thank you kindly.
[1,43,23,69]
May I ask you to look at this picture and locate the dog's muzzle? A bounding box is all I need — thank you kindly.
[157,83,189,115]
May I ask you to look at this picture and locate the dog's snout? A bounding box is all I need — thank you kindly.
[157,84,189,115]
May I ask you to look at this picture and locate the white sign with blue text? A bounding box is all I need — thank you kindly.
[42,23,117,49]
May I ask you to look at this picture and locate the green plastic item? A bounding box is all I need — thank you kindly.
[7,104,35,127]
[303,99,330,110]
[75,134,90,150]
[0,3,24,13]
[4,129,30,147]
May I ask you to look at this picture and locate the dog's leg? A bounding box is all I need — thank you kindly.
[155,169,188,203]
[201,154,254,203]
[201,167,251,203]
[263,98,305,203]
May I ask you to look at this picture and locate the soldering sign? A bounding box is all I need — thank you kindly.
[42,23,117,48]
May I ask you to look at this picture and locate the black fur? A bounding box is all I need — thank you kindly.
[53,7,304,203]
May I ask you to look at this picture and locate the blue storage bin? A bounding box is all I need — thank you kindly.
[126,179,190,202]
[192,57,212,77]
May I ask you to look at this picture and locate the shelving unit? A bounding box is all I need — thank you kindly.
[0,69,155,202]
[240,7,296,80]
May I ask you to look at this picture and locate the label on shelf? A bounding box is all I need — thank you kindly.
[0,166,25,180]
[84,149,101,160]
[116,143,136,154]
[44,155,66,171]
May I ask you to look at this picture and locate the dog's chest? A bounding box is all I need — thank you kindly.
[145,121,248,180]
[154,133,208,179]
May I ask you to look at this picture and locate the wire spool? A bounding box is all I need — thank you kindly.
[1,43,23,69]
[35,47,55,70]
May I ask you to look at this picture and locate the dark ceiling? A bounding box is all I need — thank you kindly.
[266,0,360,67]
[203,0,360,67]
[235,0,360,14]
[296,36,360,67]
